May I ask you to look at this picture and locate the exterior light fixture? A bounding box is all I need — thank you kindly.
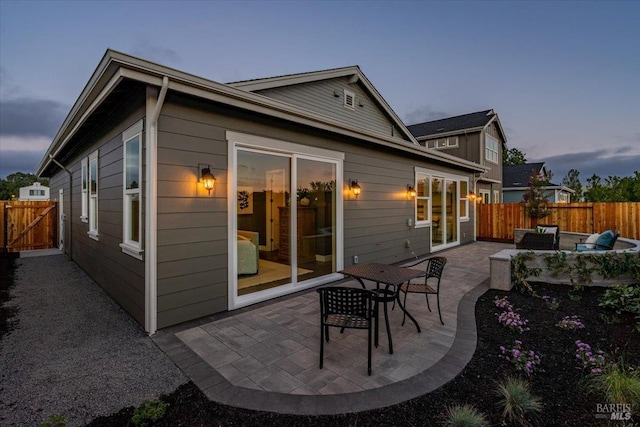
[467,191,481,203]
[407,184,417,198]
[350,180,361,197]
[200,164,215,195]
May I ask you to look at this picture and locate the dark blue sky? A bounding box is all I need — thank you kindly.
[1,1,638,183]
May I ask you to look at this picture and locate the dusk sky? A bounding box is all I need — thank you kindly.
[1,1,638,183]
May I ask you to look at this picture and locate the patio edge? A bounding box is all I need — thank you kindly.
[153,279,490,416]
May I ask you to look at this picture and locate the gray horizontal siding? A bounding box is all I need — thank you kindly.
[154,92,475,328]
[255,77,410,142]
[50,98,147,327]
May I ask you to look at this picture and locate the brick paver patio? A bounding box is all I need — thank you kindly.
[153,241,511,415]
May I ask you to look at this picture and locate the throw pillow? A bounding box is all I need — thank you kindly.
[595,230,615,249]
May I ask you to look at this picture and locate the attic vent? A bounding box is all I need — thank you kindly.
[344,89,355,109]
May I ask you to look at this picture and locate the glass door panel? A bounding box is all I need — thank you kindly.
[446,179,458,243]
[236,150,291,296]
[432,177,444,247]
[295,158,336,282]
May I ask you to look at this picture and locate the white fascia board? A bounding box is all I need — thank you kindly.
[414,127,485,140]
[37,70,124,176]
[228,66,361,91]
[119,67,483,172]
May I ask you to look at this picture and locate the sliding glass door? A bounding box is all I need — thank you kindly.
[431,176,458,249]
[235,149,337,299]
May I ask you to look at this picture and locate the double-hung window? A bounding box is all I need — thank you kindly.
[415,173,431,225]
[120,121,143,258]
[459,180,469,220]
[88,150,99,239]
[485,134,499,163]
[81,158,88,222]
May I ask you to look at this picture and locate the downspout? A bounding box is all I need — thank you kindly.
[49,155,72,260]
[145,76,169,335]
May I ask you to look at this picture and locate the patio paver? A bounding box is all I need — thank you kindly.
[153,241,511,415]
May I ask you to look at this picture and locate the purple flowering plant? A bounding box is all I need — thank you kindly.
[541,295,559,310]
[556,315,585,330]
[575,340,606,374]
[494,296,530,333]
[499,340,542,376]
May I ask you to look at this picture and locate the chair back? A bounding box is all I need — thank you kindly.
[317,287,373,319]
[426,256,447,281]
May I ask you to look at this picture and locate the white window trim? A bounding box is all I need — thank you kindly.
[414,172,431,227]
[81,157,88,222]
[226,131,344,311]
[343,89,355,110]
[88,150,99,240]
[460,178,470,221]
[493,190,500,204]
[120,120,144,259]
[447,136,459,148]
[480,189,490,204]
[485,134,499,164]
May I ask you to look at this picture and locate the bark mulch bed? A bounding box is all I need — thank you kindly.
[89,283,639,426]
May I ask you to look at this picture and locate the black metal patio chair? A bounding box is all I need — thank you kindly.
[317,286,375,375]
[398,256,447,326]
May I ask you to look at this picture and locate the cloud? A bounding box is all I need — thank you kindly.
[532,148,640,183]
[131,41,180,66]
[403,106,450,125]
[0,97,67,138]
[0,149,46,178]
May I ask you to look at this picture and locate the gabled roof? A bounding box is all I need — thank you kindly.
[37,49,486,176]
[407,109,507,143]
[228,66,417,143]
[503,163,545,187]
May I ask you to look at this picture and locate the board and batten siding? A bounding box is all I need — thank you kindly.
[48,103,147,326]
[155,92,475,328]
[255,77,410,142]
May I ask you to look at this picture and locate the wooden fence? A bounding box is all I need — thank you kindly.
[1,200,58,253]
[477,202,640,242]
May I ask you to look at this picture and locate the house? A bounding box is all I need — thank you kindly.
[36,49,486,334]
[407,110,507,204]
[503,162,574,203]
[18,182,50,201]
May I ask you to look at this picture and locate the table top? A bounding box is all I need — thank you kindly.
[339,262,424,286]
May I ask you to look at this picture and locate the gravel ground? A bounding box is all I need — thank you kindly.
[0,253,187,427]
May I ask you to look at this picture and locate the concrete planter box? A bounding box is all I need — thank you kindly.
[490,231,640,291]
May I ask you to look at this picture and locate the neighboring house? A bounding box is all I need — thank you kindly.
[503,162,574,203]
[407,110,507,204]
[36,49,485,334]
[18,182,50,201]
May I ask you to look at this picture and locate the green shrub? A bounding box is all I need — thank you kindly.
[441,404,488,427]
[590,363,640,410]
[131,399,169,426]
[496,376,542,426]
[39,415,66,427]
[599,284,640,315]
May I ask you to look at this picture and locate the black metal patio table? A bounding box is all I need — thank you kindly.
[339,262,423,354]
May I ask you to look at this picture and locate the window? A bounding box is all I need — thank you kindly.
[493,190,500,204]
[447,136,459,147]
[28,189,44,196]
[427,137,458,149]
[426,140,436,149]
[415,173,430,224]
[480,190,490,204]
[120,121,143,258]
[485,134,499,163]
[343,89,355,109]
[88,150,99,239]
[459,180,469,220]
[81,158,88,221]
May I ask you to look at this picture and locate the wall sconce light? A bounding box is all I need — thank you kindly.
[350,180,361,197]
[407,184,417,198]
[467,191,481,203]
[199,164,216,195]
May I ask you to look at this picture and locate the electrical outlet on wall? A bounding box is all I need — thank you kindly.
[353,255,359,264]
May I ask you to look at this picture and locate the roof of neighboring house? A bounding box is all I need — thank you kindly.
[502,163,573,192]
[407,109,503,140]
[36,49,486,176]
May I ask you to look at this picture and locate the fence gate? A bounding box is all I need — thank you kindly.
[1,201,58,253]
